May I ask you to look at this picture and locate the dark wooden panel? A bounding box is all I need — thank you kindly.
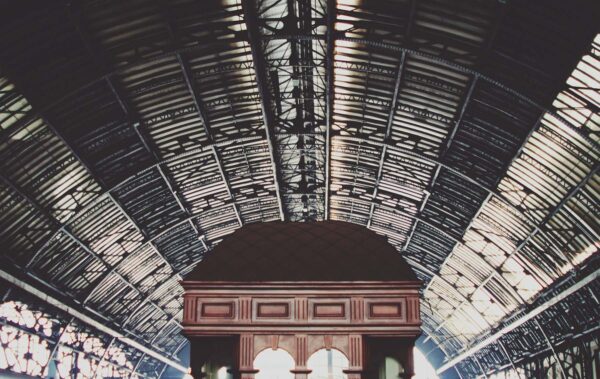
[257,302,290,318]
[200,302,234,318]
[369,302,402,318]
[313,303,345,318]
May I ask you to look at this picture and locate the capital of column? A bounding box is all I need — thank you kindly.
[238,368,259,379]
[343,368,364,379]
[291,368,312,379]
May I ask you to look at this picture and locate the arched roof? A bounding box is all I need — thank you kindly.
[0,0,598,378]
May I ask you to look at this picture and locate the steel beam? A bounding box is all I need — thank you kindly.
[384,52,407,139]
[403,76,477,256]
[10,128,571,278]
[176,54,213,142]
[404,258,475,307]
[80,201,241,306]
[474,355,489,379]
[431,162,598,337]
[0,320,150,378]
[42,316,74,373]
[121,264,199,329]
[2,34,595,150]
[65,6,195,307]
[324,0,335,220]
[108,192,181,276]
[534,319,567,378]
[422,113,566,326]
[436,266,600,374]
[0,268,188,374]
[242,0,285,220]
[339,137,536,230]
[0,173,106,275]
[335,197,525,296]
[83,192,183,296]
[172,29,248,227]
[212,146,243,226]
[440,77,478,158]
[171,55,245,232]
[158,0,214,144]
[366,51,407,228]
[13,131,580,300]
[69,1,200,244]
[134,122,242,237]
[497,339,524,379]
[0,172,183,347]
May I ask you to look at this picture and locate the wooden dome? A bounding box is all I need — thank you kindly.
[185,221,418,282]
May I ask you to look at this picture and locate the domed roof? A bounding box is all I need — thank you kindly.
[185,221,418,282]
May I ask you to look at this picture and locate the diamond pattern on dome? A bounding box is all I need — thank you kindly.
[186,221,418,282]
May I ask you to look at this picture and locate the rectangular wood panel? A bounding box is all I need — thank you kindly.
[200,302,234,318]
[313,303,345,318]
[257,303,290,318]
[369,302,402,318]
[182,283,421,337]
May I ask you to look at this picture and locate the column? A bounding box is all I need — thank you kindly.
[343,334,364,379]
[238,333,259,379]
[390,338,415,379]
[401,341,415,379]
[291,334,311,379]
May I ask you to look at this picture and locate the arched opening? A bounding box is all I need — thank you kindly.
[378,357,403,379]
[253,348,295,379]
[200,364,233,379]
[372,348,439,379]
[307,348,349,379]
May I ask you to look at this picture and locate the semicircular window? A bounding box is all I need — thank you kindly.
[307,348,349,379]
[254,348,295,379]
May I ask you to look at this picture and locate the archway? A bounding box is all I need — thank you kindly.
[201,364,233,379]
[254,348,295,379]
[307,348,349,379]
[378,357,403,379]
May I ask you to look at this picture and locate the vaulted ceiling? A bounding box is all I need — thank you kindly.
[0,0,598,377]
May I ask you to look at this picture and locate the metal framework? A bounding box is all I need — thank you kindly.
[0,0,598,378]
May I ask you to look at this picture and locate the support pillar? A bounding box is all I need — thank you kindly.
[403,343,415,379]
[344,334,365,379]
[238,334,258,379]
[292,334,312,379]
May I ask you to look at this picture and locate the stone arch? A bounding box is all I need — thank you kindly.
[253,348,295,379]
[307,348,349,379]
